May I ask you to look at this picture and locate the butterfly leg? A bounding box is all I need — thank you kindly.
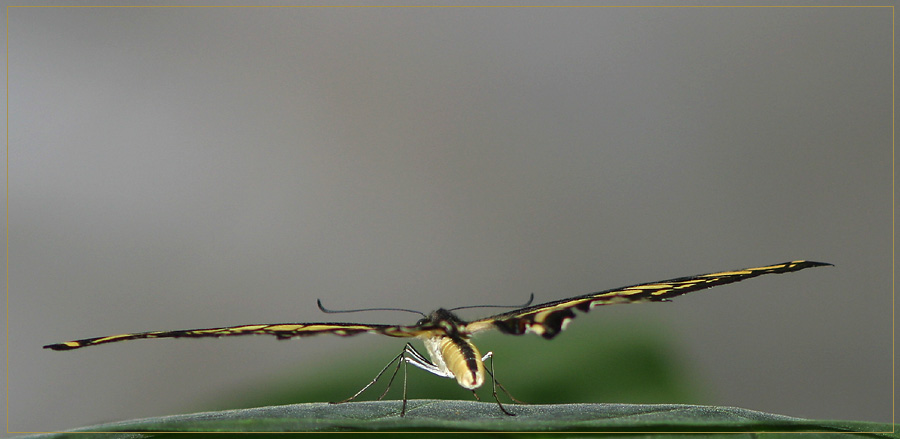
[482,351,520,416]
[401,343,451,377]
[397,343,455,416]
[375,353,404,401]
[401,349,409,416]
[331,349,405,405]
[334,343,450,416]
[482,351,526,404]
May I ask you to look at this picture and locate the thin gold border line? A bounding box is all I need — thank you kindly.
[888,3,896,434]
[5,4,8,436]
[1,4,898,8]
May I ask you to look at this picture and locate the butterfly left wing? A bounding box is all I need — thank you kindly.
[464,260,831,339]
[44,321,436,351]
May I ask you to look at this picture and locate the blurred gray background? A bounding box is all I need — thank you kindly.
[7,3,892,433]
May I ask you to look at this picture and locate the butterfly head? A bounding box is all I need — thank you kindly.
[418,308,466,336]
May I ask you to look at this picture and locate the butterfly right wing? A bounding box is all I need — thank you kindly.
[43,321,437,351]
[464,260,831,339]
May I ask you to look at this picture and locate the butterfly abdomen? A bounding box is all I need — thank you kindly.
[437,335,485,389]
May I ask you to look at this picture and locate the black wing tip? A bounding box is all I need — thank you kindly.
[796,260,833,268]
[43,343,77,351]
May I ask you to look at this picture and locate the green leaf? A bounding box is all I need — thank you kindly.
[26,401,895,438]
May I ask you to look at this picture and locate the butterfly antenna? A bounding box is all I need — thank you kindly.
[316,299,426,318]
[448,293,535,312]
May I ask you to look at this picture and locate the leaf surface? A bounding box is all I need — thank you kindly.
[27,401,895,439]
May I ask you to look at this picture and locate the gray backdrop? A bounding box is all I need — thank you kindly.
[8,3,892,433]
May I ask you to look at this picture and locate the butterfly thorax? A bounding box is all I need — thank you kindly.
[420,308,469,337]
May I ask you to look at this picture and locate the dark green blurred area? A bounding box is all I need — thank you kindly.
[207,318,707,411]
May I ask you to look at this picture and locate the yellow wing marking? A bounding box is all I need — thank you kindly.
[91,333,160,344]
[751,264,790,270]
[263,324,313,332]
[219,325,268,332]
[701,271,752,277]
[624,284,674,290]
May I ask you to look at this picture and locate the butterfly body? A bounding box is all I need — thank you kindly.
[423,333,485,390]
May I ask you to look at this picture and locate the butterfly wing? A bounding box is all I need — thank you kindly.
[44,321,436,351]
[464,260,831,339]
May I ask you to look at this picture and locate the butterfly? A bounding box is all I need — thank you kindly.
[44,260,830,416]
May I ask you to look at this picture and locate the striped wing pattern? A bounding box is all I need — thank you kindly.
[43,322,433,351]
[464,260,831,339]
[44,260,830,351]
